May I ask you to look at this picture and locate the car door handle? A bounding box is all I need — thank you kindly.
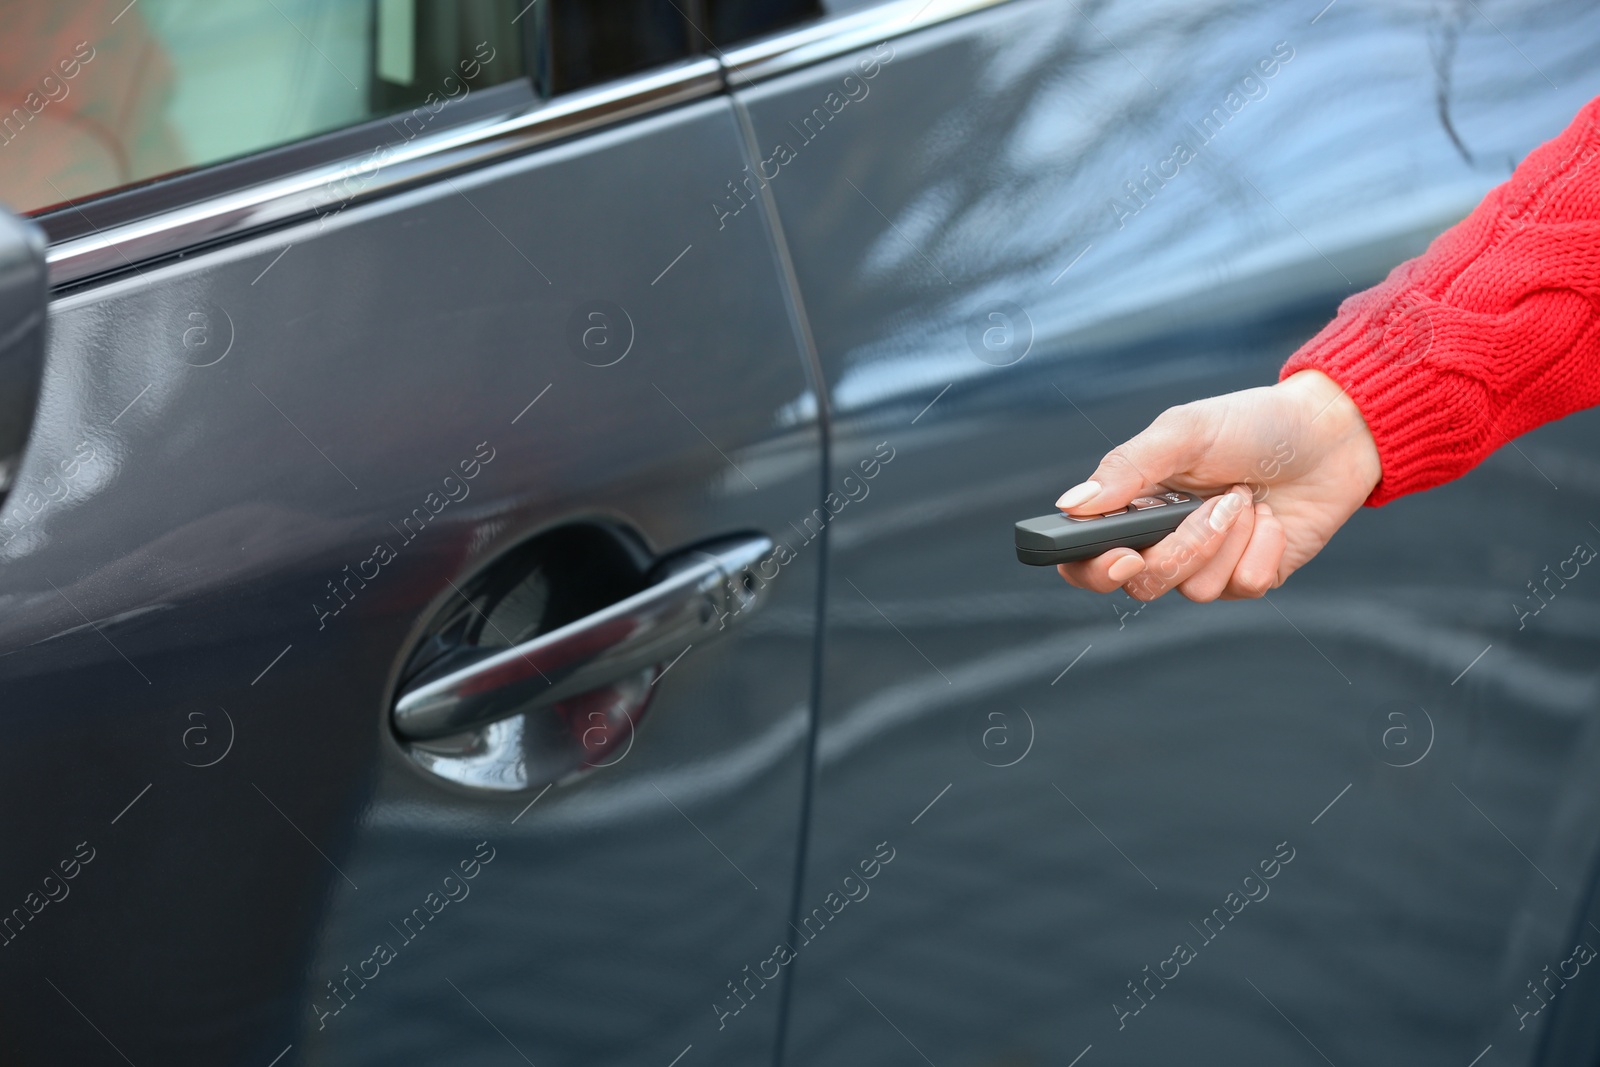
[392,533,773,742]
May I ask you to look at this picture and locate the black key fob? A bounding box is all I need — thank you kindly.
[1014,490,1204,566]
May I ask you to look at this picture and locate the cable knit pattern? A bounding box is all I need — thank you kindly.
[1281,95,1600,505]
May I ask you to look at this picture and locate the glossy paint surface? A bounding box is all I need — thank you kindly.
[9,0,1600,1063]
[738,1,1600,1063]
[0,98,821,1063]
[0,209,44,493]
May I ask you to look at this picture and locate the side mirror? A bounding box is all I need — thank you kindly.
[0,206,46,505]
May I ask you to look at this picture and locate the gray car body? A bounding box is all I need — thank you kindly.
[1,0,1599,1064]
[2,95,822,1064]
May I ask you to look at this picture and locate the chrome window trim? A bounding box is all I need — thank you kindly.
[719,0,1015,85]
[46,58,723,287]
[44,0,1018,288]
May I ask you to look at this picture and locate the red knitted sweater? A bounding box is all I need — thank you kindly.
[1281,95,1600,506]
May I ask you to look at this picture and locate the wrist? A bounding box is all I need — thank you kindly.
[1281,369,1382,501]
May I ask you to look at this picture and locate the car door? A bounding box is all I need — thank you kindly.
[0,3,827,1064]
[733,1,1600,1064]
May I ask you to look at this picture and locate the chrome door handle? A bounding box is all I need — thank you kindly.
[392,533,773,741]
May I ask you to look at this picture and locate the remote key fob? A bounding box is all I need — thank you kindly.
[1014,490,1204,566]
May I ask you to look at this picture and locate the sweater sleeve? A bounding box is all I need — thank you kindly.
[1280,95,1600,506]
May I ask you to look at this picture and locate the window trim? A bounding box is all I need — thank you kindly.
[43,0,1016,289]
[38,79,537,247]
[46,57,722,287]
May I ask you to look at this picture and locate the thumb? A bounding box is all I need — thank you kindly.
[1056,407,1203,514]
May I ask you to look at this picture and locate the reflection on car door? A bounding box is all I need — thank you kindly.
[735,1,1600,1064]
[0,65,822,1067]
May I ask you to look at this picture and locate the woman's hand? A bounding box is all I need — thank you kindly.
[1055,369,1381,601]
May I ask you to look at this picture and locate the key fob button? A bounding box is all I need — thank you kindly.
[1160,491,1191,503]
[1129,496,1166,510]
[1066,506,1127,522]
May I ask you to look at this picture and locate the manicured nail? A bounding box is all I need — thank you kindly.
[1056,480,1102,510]
[1208,491,1244,533]
[1256,502,1274,518]
[1107,553,1145,583]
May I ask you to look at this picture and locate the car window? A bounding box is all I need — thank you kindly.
[0,0,525,215]
[704,0,823,46]
[540,0,823,94]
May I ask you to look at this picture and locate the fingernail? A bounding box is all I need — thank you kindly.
[1208,491,1244,533]
[1056,480,1102,510]
[1257,502,1274,518]
[1107,553,1145,583]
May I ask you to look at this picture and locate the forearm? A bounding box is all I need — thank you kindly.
[1282,95,1600,505]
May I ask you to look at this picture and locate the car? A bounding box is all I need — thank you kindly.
[2,0,1599,1063]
